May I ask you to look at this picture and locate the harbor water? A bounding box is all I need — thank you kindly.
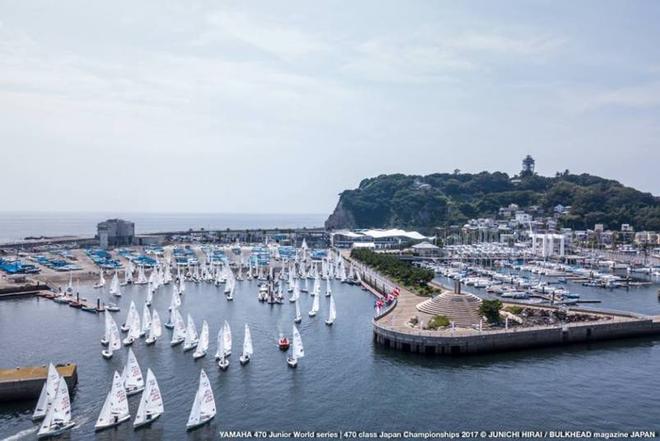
[1,278,660,439]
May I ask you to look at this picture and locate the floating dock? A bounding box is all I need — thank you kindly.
[0,363,77,402]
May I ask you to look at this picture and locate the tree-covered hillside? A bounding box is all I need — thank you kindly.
[325,171,660,232]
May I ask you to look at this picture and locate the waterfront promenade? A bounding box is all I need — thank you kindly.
[343,251,660,355]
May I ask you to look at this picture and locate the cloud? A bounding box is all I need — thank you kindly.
[563,82,660,113]
[196,10,329,61]
[340,29,565,84]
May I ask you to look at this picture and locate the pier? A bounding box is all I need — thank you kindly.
[0,363,77,402]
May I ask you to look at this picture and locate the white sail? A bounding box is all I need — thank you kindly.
[128,305,141,341]
[95,371,130,429]
[327,295,337,323]
[171,309,186,344]
[146,286,153,305]
[295,299,301,321]
[186,370,216,429]
[124,301,138,331]
[110,271,119,295]
[108,314,121,353]
[223,321,232,355]
[309,290,320,315]
[141,305,152,336]
[122,348,145,394]
[33,363,60,420]
[193,321,209,358]
[149,310,162,339]
[242,324,253,357]
[292,325,304,359]
[215,328,224,359]
[170,285,181,310]
[103,310,111,343]
[133,368,164,428]
[38,377,73,437]
[183,314,199,349]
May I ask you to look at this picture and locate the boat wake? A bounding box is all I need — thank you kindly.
[1,426,37,441]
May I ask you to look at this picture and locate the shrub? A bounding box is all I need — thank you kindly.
[427,315,450,330]
[503,305,523,315]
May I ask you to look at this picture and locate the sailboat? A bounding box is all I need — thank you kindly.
[186,370,216,431]
[223,321,232,356]
[325,295,336,326]
[168,285,181,312]
[101,310,111,346]
[308,290,320,317]
[123,304,141,346]
[289,279,300,302]
[33,363,60,421]
[145,310,162,345]
[294,299,302,324]
[102,313,121,359]
[122,348,145,396]
[239,324,253,365]
[145,286,153,307]
[183,314,199,352]
[37,377,75,439]
[193,320,209,359]
[121,301,138,332]
[140,305,152,338]
[133,368,164,429]
[287,325,304,368]
[109,271,121,297]
[325,278,332,297]
[94,270,106,289]
[170,309,186,346]
[95,371,130,431]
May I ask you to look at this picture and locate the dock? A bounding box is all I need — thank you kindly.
[0,363,78,402]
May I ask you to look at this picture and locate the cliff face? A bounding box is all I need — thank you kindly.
[325,172,660,231]
[324,199,357,230]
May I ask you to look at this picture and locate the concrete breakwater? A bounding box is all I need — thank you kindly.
[345,253,660,355]
[373,312,660,355]
[0,363,77,402]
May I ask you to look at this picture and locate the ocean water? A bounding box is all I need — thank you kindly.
[0,212,327,243]
[0,278,659,440]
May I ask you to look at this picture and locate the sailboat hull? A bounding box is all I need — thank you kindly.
[325,320,334,326]
[133,412,162,430]
[38,421,76,439]
[95,414,131,431]
[101,350,113,359]
[186,415,215,431]
[239,355,250,365]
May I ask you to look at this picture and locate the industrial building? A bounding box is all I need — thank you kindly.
[97,219,135,248]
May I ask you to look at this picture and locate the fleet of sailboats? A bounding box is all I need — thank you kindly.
[39,247,351,433]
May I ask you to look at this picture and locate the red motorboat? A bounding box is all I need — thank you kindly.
[278,336,290,351]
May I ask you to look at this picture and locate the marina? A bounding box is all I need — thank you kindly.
[1,241,660,438]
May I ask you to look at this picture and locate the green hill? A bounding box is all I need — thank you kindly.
[325,171,660,232]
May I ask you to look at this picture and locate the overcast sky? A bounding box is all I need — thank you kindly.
[1,0,658,214]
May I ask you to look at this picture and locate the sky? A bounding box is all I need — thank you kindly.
[0,0,659,214]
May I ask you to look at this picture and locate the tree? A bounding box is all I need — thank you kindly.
[479,299,503,324]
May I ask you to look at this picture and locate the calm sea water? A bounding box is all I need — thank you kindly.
[1,277,660,440]
[0,212,327,243]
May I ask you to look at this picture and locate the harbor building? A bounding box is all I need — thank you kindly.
[97,219,135,248]
[330,229,429,249]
